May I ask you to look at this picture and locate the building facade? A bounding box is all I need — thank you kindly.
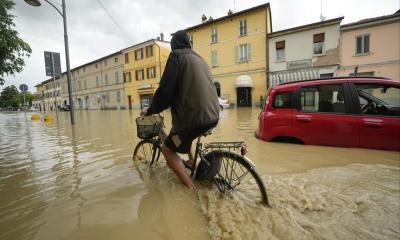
[186,3,272,107]
[268,17,344,87]
[58,52,125,110]
[338,11,400,80]
[122,39,170,109]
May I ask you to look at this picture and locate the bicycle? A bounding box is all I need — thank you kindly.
[132,114,270,207]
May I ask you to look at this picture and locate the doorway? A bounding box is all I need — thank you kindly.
[128,95,132,110]
[237,87,252,106]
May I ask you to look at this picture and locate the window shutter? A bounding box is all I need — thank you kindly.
[235,46,239,63]
[313,33,325,43]
[247,44,252,60]
[364,35,370,53]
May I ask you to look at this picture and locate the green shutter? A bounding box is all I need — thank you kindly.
[247,43,252,60]
[235,46,239,63]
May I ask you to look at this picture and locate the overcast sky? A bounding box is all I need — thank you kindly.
[2,0,399,92]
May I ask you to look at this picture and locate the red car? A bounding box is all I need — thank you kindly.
[256,77,400,151]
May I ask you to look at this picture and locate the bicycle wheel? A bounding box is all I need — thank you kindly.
[133,139,161,165]
[203,150,269,207]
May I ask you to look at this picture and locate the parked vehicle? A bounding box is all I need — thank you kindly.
[59,105,71,111]
[256,77,400,151]
[218,97,230,109]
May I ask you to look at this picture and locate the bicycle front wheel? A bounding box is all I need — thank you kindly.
[133,139,161,166]
[204,150,269,207]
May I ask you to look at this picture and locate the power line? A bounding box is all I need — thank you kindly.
[95,0,132,43]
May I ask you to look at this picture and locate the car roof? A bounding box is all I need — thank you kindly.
[272,77,399,91]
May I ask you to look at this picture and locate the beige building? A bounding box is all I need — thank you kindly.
[58,51,125,110]
[338,11,400,79]
[186,3,272,107]
[122,39,171,109]
[268,17,344,87]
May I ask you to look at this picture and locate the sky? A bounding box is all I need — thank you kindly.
[2,0,399,93]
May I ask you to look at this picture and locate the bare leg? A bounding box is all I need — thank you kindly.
[161,144,196,191]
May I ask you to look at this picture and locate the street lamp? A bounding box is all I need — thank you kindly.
[25,0,75,124]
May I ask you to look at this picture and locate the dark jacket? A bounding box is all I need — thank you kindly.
[147,30,219,131]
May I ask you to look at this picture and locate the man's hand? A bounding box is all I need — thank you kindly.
[140,107,148,116]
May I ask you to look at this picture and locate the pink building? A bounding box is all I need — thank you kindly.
[338,11,400,80]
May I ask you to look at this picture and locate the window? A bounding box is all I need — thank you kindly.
[78,81,81,91]
[147,67,156,79]
[356,84,400,116]
[300,84,346,113]
[83,67,86,72]
[124,53,129,63]
[105,74,108,85]
[124,72,132,82]
[239,19,247,36]
[106,92,110,103]
[136,69,144,80]
[96,76,99,87]
[95,63,98,69]
[77,69,80,75]
[114,57,118,63]
[356,34,370,55]
[84,79,87,89]
[236,43,252,62]
[313,33,325,55]
[145,46,153,58]
[273,92,292,108]
[115,71,119,84]
[275,41,285,61]
[135,49,143,60]
[117,91,121,102]
[188,34,193,46]
[211,50,218,67]
[104,60,107,66]
[211,27,217,43]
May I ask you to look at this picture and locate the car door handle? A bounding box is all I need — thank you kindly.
[363,121,383,128]
[296,116,312,123]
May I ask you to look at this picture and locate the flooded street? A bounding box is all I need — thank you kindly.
[0,108,399,240]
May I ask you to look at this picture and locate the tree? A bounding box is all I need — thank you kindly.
[0,0,32,85]
[0,85,20,108]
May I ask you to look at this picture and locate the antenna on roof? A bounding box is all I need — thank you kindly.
[233,0,236,12]
[320,0,326,21]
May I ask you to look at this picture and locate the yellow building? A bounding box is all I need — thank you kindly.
[186,3,272,106]
[122,39,171,109]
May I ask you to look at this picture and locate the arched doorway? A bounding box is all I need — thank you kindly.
[236,75,253,107]
[214,82,221,97]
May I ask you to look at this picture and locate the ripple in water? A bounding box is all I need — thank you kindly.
[198,164,400,240]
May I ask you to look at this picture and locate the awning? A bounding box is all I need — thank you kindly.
[235,75,253,88]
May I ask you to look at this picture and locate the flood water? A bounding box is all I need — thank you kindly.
[0,108,399,240]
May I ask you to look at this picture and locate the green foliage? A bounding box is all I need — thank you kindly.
[0,85,19,108]
[0,0,32,85]
[0,85,33,108]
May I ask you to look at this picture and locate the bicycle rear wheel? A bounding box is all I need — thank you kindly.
[203,150,269,207]
[133,139,161,166]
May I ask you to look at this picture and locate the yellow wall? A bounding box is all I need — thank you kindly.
[187,5,271,106]
[123,41,170,109]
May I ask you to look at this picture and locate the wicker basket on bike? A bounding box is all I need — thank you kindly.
[136,115,163,139]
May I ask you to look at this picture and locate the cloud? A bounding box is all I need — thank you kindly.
[2,0,399,92]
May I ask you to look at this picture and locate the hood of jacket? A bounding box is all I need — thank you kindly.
[171,30,191,50]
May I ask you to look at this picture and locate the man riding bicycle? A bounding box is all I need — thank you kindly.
[141,30,219,191]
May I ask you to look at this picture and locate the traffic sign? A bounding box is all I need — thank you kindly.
[19,84,28,93]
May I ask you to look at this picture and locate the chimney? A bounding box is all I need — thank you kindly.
[208,16,213,21]
[160,33,164,41]
[156,36,160,40]
[202,14,207,23]
[228,9,233,15]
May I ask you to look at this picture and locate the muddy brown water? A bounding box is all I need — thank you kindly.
[0,108,399,240]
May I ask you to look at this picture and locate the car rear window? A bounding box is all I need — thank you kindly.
[273,92,292,108]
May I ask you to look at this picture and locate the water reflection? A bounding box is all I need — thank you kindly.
[0,109,399,240]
